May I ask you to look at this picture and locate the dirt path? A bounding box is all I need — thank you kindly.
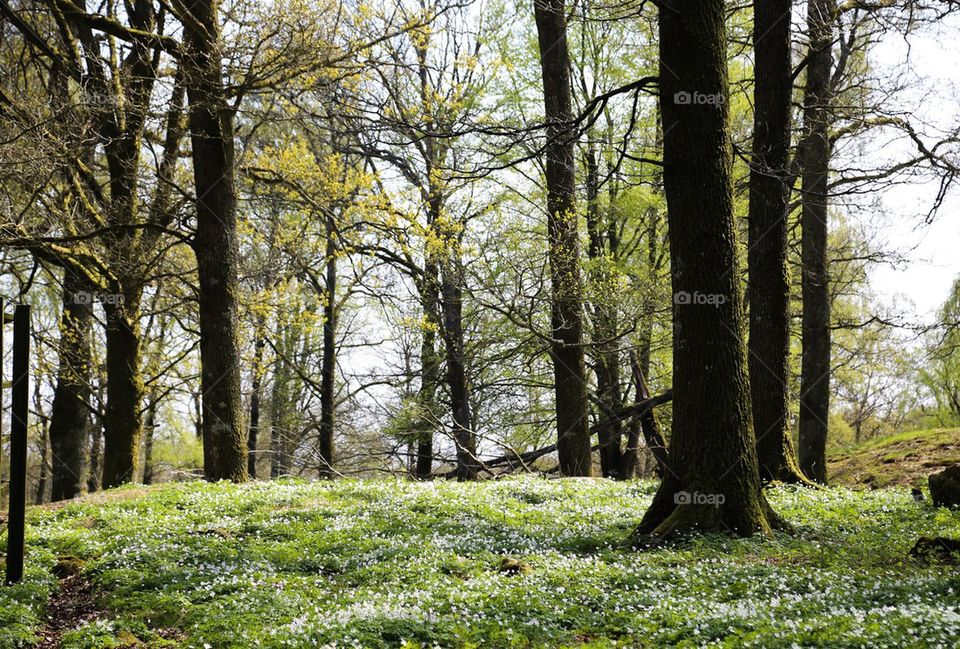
[26,488,183,647]
[31,567,183,648]
[32,574,104,648]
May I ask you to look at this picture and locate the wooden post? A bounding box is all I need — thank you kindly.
[5,304,29,585]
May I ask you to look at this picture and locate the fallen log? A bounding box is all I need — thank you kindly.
[432,390,673,479]
[590,389,674,432]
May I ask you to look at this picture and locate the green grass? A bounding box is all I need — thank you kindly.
[2,478,960,648]
[828,428,960,489]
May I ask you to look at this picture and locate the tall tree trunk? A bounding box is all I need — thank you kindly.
[0,428,6,505]
[440,257,478,481]
[585,145,624,478]
[534,0,592,476]
[318,213,337,478]
[102,290,144,488]
[271,323,296,476]
[141,306,170,486]
[247,322,267,479]
[88,0,154,489]
[87,419,101,494]
[637,0,779,539]
[35,395,49,504]
[142,391,159,485]
[269,410,281,479]
[798,0,835,485]
[48,271,93,500]
[192,393,202,440]
[36,438,48,503]
[748,0,809,484]
[625,352,667,479]
[638,111,664,382]
[183,0,247,482]
[415,263,441,479]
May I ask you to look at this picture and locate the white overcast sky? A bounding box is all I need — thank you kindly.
[867,14,960,321]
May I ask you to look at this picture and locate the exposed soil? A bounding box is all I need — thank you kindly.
[32,574,104,649]
[37,487,156,512]
[828,428,960,489]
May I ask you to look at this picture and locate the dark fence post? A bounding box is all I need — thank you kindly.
[5,304,29,585]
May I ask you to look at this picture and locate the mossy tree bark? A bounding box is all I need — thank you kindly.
[636,0,779,540]
[747,0,810,484]
[59,0,159,489]
[97,2,153,486]
[534,0,592,476]
[48,271,93,500]
[102,291,145,488]
[798,0,835,485]
[182,0,248,481]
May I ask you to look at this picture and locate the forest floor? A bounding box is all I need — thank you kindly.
[828,428,960,489]
[2,477,960,648]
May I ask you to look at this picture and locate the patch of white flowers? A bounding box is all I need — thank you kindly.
[12,476,960,647]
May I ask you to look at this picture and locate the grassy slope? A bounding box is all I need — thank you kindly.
[828,428,960,489]
[1,478,959,648]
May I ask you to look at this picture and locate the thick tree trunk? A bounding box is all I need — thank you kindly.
[48,271,93,500]
[534,0,592,476]
[748,0,809,484]
[637,0,778,540]
[798,0,835,485]
[440,258,478,481]
[415,262,441,479]
[56,0,155,492]
[318,214,337,478]
[101,291,144,488]
[183,0,247,482]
